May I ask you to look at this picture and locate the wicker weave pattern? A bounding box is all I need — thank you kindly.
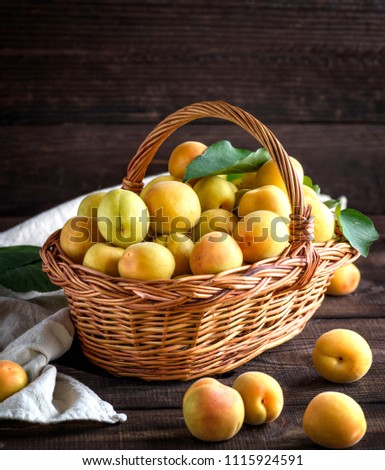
[41,101,359,380]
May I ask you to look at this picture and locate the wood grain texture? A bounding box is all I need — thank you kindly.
[1,1,384,124]
[1,123,384,225]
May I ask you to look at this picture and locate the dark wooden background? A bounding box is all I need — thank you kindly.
[1,0,384,232]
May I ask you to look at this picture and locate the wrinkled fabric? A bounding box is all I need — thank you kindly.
[0,286,127,423]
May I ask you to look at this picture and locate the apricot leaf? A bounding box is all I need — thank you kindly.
[303,175,321,194]
[336,208,379,257]
[0,245,60,292]
[183,140,270,181]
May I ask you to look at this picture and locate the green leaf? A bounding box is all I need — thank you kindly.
[183,140,270,181]
[303,175,321,194]
[323,198,341,210]
[0,245,60,292]
[0,245,41,273]
[336,208,379,257]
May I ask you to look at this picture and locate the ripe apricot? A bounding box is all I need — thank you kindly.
[168,141,207,180]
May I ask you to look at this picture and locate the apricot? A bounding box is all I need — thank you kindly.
[143,181,201,234]
[190,231,243,275]
[233,210,290,263]
[0,360,28,402]
[305,198,335,243]
[168,141,207,180]
[97,188,150,248]
[183,378,245,442]
[60,216,104,264]
[154,232,194,276]
[238,185,291,219]
[140,174,180,200]
[83,243,124,277]
[77,191,106,218]
[302,184,319,202]
[232,372,284,425]
[303,391,367,449]
[193,175,236,212]
[254,157,304,195]
[312,329,372,383]
[326,263,361,296]
[191,208,239,242]
[118,242,176,281]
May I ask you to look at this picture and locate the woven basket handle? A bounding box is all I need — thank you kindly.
[123,100,319,284]
[123,100,306,218]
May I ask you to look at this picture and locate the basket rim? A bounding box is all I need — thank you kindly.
[41,227,359,296]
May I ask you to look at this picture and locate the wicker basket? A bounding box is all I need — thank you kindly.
[41,101,359,381]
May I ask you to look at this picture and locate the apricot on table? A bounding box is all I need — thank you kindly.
[312,328,372,383]
[303,391,367,449]
[0,360,28,402]
[183,377,245,442]
[326,263,361,296]
[232,371,284,425]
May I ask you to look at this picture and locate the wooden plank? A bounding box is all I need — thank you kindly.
[1,1,385,123]
[1,123,385,225]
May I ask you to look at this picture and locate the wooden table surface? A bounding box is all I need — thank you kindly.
[0,216,384,451]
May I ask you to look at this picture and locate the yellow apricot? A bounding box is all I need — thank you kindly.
[254,157,304,195]
[77,191,106,218]
[233,210,289,263]
[326,263,361,296]
[118,242,175,280]
[193,175,236,212]
[303,392,367,449]
[143,181,201,234]
[191,208,239,242]
[306,198,335,243]
[190,231,243,275]
[302,184,319,201]
[83,243,124,277]
[183,379,245,442]
[312,328,372,383]
[232,372,284,425]
[140,174,180,200]
[154,233,194,276]
[238,185,291,219]
[60,216,104,264]
[168,141,207,180]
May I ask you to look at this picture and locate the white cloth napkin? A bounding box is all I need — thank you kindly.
[0,286,127,424]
